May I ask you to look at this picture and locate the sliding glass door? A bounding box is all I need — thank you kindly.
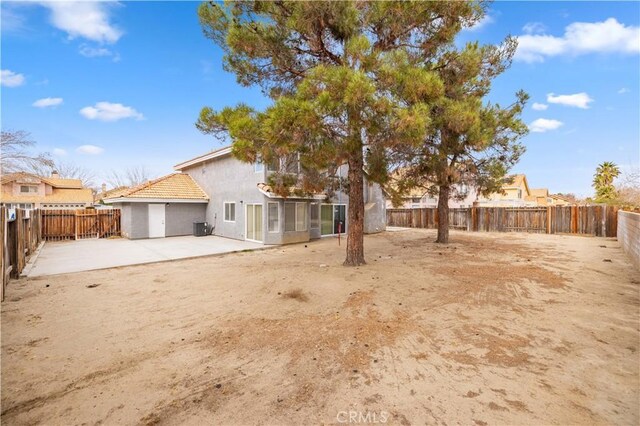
[320,204,346,236]
[245,204,263,242]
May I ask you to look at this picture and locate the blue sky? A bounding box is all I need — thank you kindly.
[1,1,639,196]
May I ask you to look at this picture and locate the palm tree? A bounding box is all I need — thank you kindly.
[593,161,621,202]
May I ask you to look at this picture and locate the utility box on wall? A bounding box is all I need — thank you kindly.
[193,222,209,237]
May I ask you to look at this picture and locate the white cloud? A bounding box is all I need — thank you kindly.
[532,102,548,111]
[547,92,594,109]
[78,44,121,61]
[41,2,123,44]
[32,97,63,108]
[1,69,25,87]
[79,102,144,122]
[79,44,111,57]
[522,22,546,35]
[529,118,563,133]
[465,14,495,32]
[1,4,28,34]
[618,87,629,94]
[53,148,67,156]
[76,145,104,155]
[516,18,640,62]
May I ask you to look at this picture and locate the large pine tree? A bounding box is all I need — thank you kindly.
[196,1,485,264]
[389,40,529,244]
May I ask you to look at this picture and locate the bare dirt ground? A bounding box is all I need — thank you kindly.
[2,230,639,425]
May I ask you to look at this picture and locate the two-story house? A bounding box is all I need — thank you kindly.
[475,174,534,207]
[0,172,94,210]
[105,146,386,243]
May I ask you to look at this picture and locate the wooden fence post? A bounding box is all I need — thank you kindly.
[1,206,5,302]
[546,207,552,234]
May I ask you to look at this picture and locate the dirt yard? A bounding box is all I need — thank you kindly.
[2,230,639,425]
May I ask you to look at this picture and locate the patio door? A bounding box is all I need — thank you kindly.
[321,204,346,236]
[245,204,263,242]
[148,204,165,238]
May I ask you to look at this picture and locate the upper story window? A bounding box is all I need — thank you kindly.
[254,160,264,173]
[20,185,38,193]
[517,189,522,199]
[266,154,300,174]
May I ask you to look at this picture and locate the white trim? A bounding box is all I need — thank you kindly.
[245,203,263,243]
[320,203,347,236]
[284,201,308,232]
[295,202,307,231]
[223,201,236,223]
[310,202,319,229]
[256,184,324,200]
[267,202,279,233]
[104,197,208,204]
[174,146,232,170]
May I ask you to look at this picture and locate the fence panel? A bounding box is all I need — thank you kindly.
[41,209,121,241]
[449,208,468,230]
[1,208,43,300]
[387,205,617,237]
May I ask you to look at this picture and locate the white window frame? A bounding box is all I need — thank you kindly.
[223,201,236,223]
[267,202,279,233]
[310,202,319,229]
[284,202,296,232]
[283,201,308,232]
[20,185,38,194]
[295,202,307,232]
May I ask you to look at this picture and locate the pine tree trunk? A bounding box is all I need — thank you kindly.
[436,184,450,244]
[344,152,366,266]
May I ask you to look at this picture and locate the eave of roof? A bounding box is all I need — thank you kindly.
[256,183,324,200]
[173,146,233,171]
[103,197,209,204]
[104,173,209,202]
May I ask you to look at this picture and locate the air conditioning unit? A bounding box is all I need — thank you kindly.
[193,222,209,237]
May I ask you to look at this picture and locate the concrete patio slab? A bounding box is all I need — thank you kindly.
[27,235,266,277]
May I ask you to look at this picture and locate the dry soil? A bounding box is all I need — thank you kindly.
[1,229,639,425]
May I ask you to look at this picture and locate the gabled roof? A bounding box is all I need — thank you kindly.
[45,177,84,189]
[549,193,573,203]
[0,172,83,188]
[95,186,130,202]
[1,188,94,204]
[503,174,530,196]
[103,173,209,203]
[174,145,233,171]
[529,188,549,197]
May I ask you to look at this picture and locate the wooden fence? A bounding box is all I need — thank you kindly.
[41,209,121,241]
[387,205,619,237]
[1,207,43,301]
[1,208,121,300]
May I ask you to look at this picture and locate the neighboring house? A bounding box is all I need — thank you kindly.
[548,194,573,206]
[387,174,574,209]
[525,188,550,206]
[475,174,533,207]
[525,188,572,206]
[386,185,477,209]
[94,184,130,208]
[0,172,94,210]
[103,173,209,239]
[166,145,386,244]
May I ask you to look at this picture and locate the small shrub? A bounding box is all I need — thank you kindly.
[281,288,309,302]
